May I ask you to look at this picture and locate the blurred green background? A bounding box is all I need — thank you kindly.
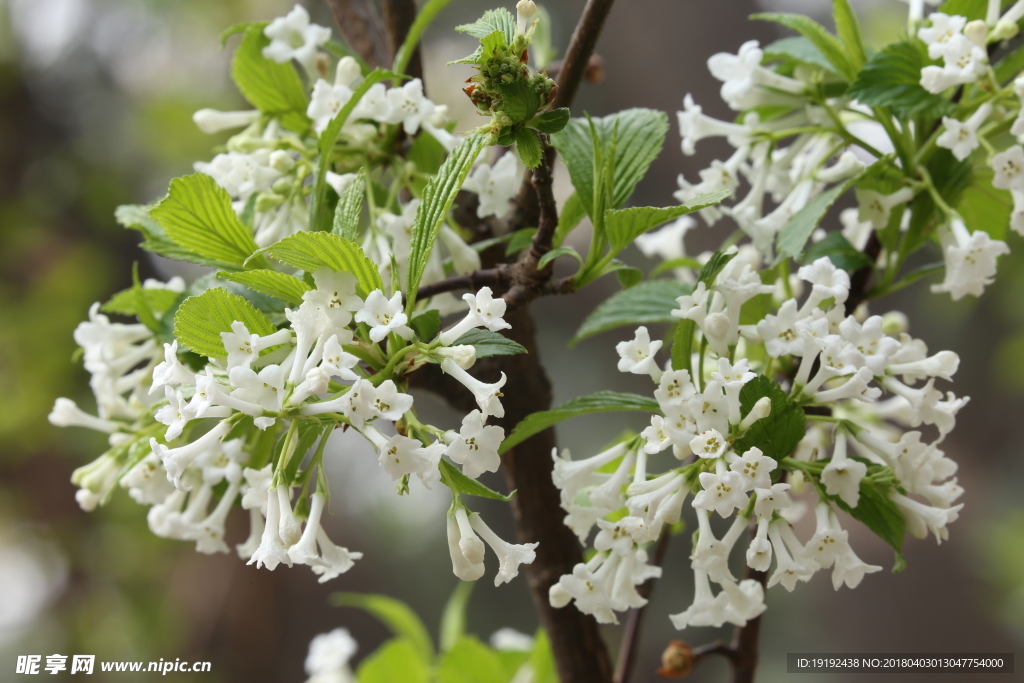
[0,0,1021,681]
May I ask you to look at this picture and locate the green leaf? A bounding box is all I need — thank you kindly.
[231,24,309,133]
[531,4,557,69]
[411,309,442,341]
[393,0,454,76]
[456,8,516,41]
[604,190,731,252]
[955,166,1011,241]
[612,263,642,289]
[833,0,866,72]
[440,459,515,501]
[408,129,449,176]
[311,69,400,233]
[219,22,259,48]
[553,192,586,246]
[697,249,738,285]
[515,127,543,169]
[762,36,837,72]
[102,286,180,318]
[672,319,695,374]
[551,109,669,218]
[937,0,988,21]
[332,594,433,662]
[437,636,509,683]
[439,582,474,653]
[776,172,864,262]
[847,40,953,117]
[499,79,543,124]
[732,376,806,460]
[332,169,367,241]
[150,174,261,270]
[173,288,277,358]
[256,231,384,297]
[527,108,570,134]
[650,257,703,277]
[407,134,487,304]
[802,232,874,271]
[827,474,906,567]
[752,12,854,81]
[995,42,1024,84]
[500,391,661,454]
[572,279,693,345]
[216,270,312,306]
[537,246,583,270]
[129,263,160,333]
[505,228,537,256]
[357,638,430,683]
[452,329,527,357]
[530,630,558,683]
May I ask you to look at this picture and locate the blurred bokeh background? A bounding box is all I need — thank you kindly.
[0,0,1021,681]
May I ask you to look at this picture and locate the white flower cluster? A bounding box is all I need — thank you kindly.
[549,252,966,629]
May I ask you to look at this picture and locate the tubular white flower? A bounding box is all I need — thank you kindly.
[690,429,726,459]
[262,4,331,73]
[856,187,915,229]
[930,219,1009,301]
[729,447,776,491]
[937,103,992,161]
[378,435,443,488]
[615,326,663,381]
[746,517,773,571]
[435,344,477,370]
[677,94,751,155]
[447,509,485,581]
[193,470,242,555]
[355,290,414,343]
[820,431,867,507]
[151,341,196,394]
[918,13,967,59]
[311,528,363,583]
[707,41,805,111]
[738,397,772,432]
[246,484,294,570]
[446,410,504,479]
[439,287,511,345]
[752,483,791,520]
[192,108,259,134]
[49,397,120,433]
[384,78,436,136]
[288,493,328,567]
[669,567,732,629]
[766,521,816,591]
[516,0,538,34]
[151,420,232,491]
[305,628,358,681]
[440,359,506,417]
[462,152,521,219]
[370,380,414,421]
[891,492,963,543]
[469,513,538,586]
[691,512,747,584]
[693,465,748,518]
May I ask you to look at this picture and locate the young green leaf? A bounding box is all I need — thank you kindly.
[216,270,312,306]
[231,24,309,133]
[332,593,434,662]
[439,459,515,501]
[500,391,661,454]
[255,231,384,296]
[456,8,516,41]
[150,174,262,271]
[332,168,366,241]
[612,262,642,289]
[571,279,693,345]
[697,249,738,285]
[499,79,543,124]
[439,582,474,653]
[847,41,953,117]
[672,319,695,374]
[752,12,854,81]
[411,309,442,341]
[515,127,543,169]
[451,329,527,357]
[173,288,277,358]
[406,134,487,305]
[762,36,837,73]
[825,474,906,569]
[553,192,587,246]
[603,189,731,253]
[527,107,570,134]
[776,170,866,262]
[802,232,874,271]
[833,0,866,71]
[732,376,806,461]
[102,287,181,318]
[437,636,509,683]
[356,639,430,683]
[537,246,583,270]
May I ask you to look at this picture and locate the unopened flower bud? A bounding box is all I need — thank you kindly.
[269,150,296,173]
[739,397,772,431]
[992,19,1019,42]
[436,345,477,370]
[516,0,537,35]
[192,108,259,134]
[964,20,988,47]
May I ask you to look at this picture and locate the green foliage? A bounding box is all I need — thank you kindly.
[230,24,309,133]
[437,637,509,683]
[752,12,854,81]
[216,270,311,306]
[439,582,474,652]
[604,190,731,253]
[451,329,527,357]
[995,42,1024,84]
[554,193,586,245]
[333,169,367,241]
[333,593,434,662]
[937,0,989,21]
[410,309,442,341]
[776,172,865,262]
[173,288,277,358]
[255,231,384,296]
[803,232,874,271]
[762,36,837,73]
[455,8,516,42]
[527,108,570,134]
[847,41,953,117]
[696,249,738,285]
[572,279,693,345]
[537,246,583,270]
[500,391,661,453]
[150,174,262,271]
[827,472,906,569]
[117,204,223,267]
[102,286,180,318]
[393,0,454,76]
[514,127,543,169]
[732,376,806,460]
[832,0,866,72]
[357,639,430,683]
[439,460,515,501]
[408,130,449,176]
[672,319,695,374]
[407,134,487,303]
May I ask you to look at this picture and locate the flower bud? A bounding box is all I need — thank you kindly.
[964,20,988,47]
[516,0,537,34]
[192,108,259,134]
[992,19,1019,42]
[436,345,477,370]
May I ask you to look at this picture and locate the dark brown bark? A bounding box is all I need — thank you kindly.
[324,0,390,68]
[729,568,768,683]
[548,0,616,111]
[381,0,422,78]
[613,531,671,683]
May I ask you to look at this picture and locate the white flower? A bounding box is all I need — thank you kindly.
[917,13,967,59]
[767,522,818,591]
[746,517,773,570]
[930,219,1009,301]
[439,225,482,274]
[552,556,619,624]
[730,447,776,490]
[262,4,331,73]
[320,335,359,381]
[151,420,232,491]
[802,503,851,570]
[920,34,987,94]
[446,410,504,479]
[246,484,293,571]
[798,256,851,310]
[48,397,120,433]
[447,508,485,581]
[615,326,663,381]
[439,287,512,345]
[820,431,867,508]
[516,0,538,34]
[469,513,537,586]
[192,109,259,134]
[635,216,695,262]
[690,429,726,459]
[677,93,750,155]
[122,455,175,506]
[310,529,363,582]
[151,341,195,394]
[369,380,414,421]
[831,546,882,590]
[384,78,436,135]
[354,290,414,342]
[755,299,804,358]
[669,567,732,629]
[855,187,915,229]
[891,493,963,543]
[195,151,280,202]
[154,387,197,441]
[220,321,291,372]
[707,40,805,110]
[654,369,697,409]
[229,364,286,413]
[462,153,521,218]
[693,469,748,518]
[440,359,506,417]
[305,628,357,683]
[307,80,353,135]
[937,103,992,161]
[753,483,791,520]
[377,435,443,488]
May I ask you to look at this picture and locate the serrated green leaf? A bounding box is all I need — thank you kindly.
[150,173,260,271]
[456,8,516,41]
[256,231,383,297]
[833,0,866,72]
[452,329,527,357]
[311,68,400,233]
[847,40,954,117]
[956,166,1011,241]
[802,232,874,271]
[408,129,449,175]
[173,288,277,358]
[752,12,854,81]
[102,287,181,317]
[437,636,508,683]
[762,36,837,72]
[407,134,487,305]
[604,190,731,252]
[220,21,259,48]
[650,257,703,277]
[439,459,514,501]
[551,109,669,219]
[553,192,586,246]
[572,279,692,345]
[500,391,661,454]
[231,24,309,133]
[537,246,583,270]
[439,582,474,653]
[216,270,311,306]
[527,107,570,134]
[332,168,366,241]
[357,638,430,683]
[732,376,806,460]
[697,249,738,285]
[777,171,865,262]
[515,127,543,169]
[827,474,906,565]
[499,79,543,124]
[333,594,434,662]
[411,309,441,341]
[672,319,695,374]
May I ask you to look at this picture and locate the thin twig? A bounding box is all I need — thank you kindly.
[549,0,615,111]
[614,531,672,683]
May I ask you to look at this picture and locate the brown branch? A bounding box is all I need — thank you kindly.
[549,0,616,111]
[414,266,510,301]
[728,566,768,683]
[381,0,422,79]
[613,531,672,683]
[844,231,882,315]
[324,0,390,68]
